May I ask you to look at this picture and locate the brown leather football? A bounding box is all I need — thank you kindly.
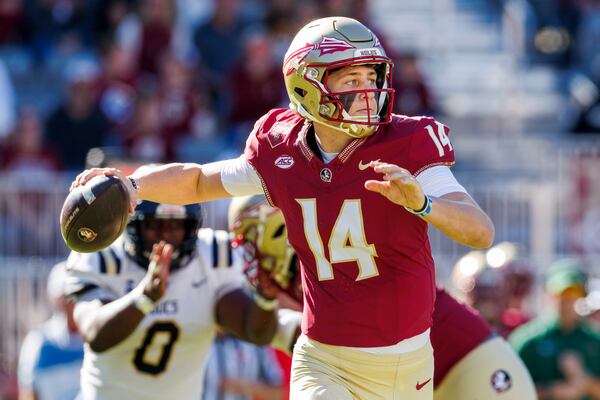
[60,175,130,253]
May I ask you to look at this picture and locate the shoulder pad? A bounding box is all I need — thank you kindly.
[198,228,233,269]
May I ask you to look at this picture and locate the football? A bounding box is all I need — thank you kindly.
[60,175,130,253]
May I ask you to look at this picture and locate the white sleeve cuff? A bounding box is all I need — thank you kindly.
[416,166,467,197]
[220,155,264,196]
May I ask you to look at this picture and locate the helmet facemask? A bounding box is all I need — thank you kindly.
[125,202,202,271]
[229,196,297,292]
[303,57,394,138]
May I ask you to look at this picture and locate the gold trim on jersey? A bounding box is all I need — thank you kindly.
[414,161,455,177]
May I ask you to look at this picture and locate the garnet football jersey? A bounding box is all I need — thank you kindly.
[431,287,494,387]
[65,229,244,400]
[245,108,455,347]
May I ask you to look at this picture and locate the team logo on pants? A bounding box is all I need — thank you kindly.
[490,369,512,393]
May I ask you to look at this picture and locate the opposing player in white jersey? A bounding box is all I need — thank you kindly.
[65,201,279,400]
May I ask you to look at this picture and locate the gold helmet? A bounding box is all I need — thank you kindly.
[228,195,297,290]
[283,16,394,139]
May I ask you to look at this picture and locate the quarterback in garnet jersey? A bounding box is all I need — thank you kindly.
[72,16,494,400]
[228,196,534,399]
[245,108,453,347]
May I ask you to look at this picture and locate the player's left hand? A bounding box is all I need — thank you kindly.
[364,161,426,211]
[143,241,173,302]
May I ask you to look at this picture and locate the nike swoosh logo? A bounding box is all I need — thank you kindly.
[192,278,207,288]
[358,159,380,170]
[416,378,432,391]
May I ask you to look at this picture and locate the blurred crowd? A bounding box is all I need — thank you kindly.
[0,0,418,175]
[501,0,600,133]
[451,244,600,399]
[0,0,443,175]
[0,0,440,258]
[0,0,599,178]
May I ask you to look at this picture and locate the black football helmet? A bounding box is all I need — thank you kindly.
[125,201,203,271]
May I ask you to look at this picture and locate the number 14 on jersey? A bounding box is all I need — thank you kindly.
[297,199,379,282]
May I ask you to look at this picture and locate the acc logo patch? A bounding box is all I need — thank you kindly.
[490,369,512,393]
[275,155,294,169]
[77,227,98,242]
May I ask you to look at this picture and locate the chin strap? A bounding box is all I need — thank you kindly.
[291,99,378,139]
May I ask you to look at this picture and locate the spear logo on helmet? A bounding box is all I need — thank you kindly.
[284,36,355,75]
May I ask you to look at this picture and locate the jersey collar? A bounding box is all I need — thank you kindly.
[298,121,367,164]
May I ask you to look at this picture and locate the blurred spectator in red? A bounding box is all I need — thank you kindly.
[44,58,108,170]
[0,0,25,44]
[0,368,17,400]
[98,42,139,137]
[158,53,199,145]
[193,0,248,118]
[322,0,367,21]
[1,107,62,175]
[451,244,533,338]
[123,91,168,162]
[392,52,436,116]
[227,31,285,146]
[137,0,176,75]
[1,107,63,256]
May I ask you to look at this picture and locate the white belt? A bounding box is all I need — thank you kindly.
[348,328,431,355]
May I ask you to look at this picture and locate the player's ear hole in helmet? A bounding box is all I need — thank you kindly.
[125,201,203,271]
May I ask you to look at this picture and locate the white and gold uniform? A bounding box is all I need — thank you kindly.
[66,229,243,400]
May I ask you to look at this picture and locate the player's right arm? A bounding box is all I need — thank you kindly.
[17,329,42,400]
[69,242,173,353]
[71,113,273,207]
[72,161,230,211]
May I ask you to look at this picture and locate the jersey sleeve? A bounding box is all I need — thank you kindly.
[415,165,466,197]
[244,111,274,170]
[408,117,456,176]
[65,248,123,302]
[220,155,264,196]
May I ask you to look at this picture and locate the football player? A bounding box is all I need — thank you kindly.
[229,194,536,400]
[72,16,494,399]
[65,201,280,399]
[451,247,533,338]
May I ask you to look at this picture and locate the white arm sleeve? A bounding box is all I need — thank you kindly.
[220,155,264,196]
[416,166,467,197]
[17,330,42,389]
